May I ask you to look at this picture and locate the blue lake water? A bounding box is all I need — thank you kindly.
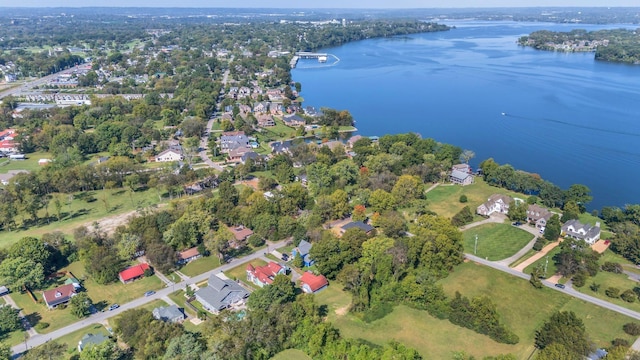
[293,21,640,210]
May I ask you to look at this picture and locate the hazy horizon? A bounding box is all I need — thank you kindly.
[0,0,638,8]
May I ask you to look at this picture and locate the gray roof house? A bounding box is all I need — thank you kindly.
[340,221,375,235]
[271,140,294,154]
[152,304,185,323]
[78,333,109,352]
[527,204,552,229]
[195,274,249,314]
[561,219,601,245]
[292,240,314,267]
[220,132,250,152]
[449,169,474,186]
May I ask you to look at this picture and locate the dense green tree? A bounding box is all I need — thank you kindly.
[0,257,45,290]
[451,206,474,227]
[79,341,121,360]
[535,311,591,357]
[22,341,66,360]
[70,292,93,318]
[163,333,205,360]
[507,201,527,222]
[247,274,296,311]
[8,236,52,272]
[0,305,21,335]
[543,214,561,241]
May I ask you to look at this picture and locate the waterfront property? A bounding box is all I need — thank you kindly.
[449,164,474,186]
[527,204,552,229]
[562,219,601,245]
[476,194,513,216]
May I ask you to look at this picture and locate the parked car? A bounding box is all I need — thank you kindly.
[108,304,120,311]
[554,283,565,289]
[512,221,523,226]
[281,254,289,261]
[144,291,155,297]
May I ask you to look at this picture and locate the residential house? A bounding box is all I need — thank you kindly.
[228,147,253,162]
[253,102,269,114]
[256,114,275,127]
[0,128,17,153]
[299,272,329,294]
[292,240,314,267]
[246,261,285,287]
[152,305,185,323]
[78,333,109,352]
[266,89,283,101]
[282,114,305,127]
[220,131,250,153]
[155,149,183,162]
[527,204,552,229]
[195,274,250,314]
[271,140,294,155]
[238,104,252,115]
[449,169,474,186]
[177,247,201,265]
[0,286,8,296]
[452,163,472,174]
[562,220,601,245]
[240,151,261,165]
[476,194,513,216]
[43,284,77,309]
[228,226,254,248]
[118,263,151,284]
[340,221,375,236]
[346,135,363,148]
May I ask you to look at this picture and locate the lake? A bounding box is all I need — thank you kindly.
[292,21,640,210]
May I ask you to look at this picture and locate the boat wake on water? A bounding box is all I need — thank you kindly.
[503,113,640,138]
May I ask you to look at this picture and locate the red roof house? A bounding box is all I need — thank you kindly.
[43,284,77,309]
[299,272,329,294]
[119,263,151,284]
[246,261,285,287]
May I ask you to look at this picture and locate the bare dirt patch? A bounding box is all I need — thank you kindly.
[591,240,611,254]
[335,305,349,316]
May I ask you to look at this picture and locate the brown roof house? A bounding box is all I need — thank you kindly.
[228,225,254,248]
[476,194,513,216]
[527,204,552,229]
[177,247,202,265]
[43,284,77,309]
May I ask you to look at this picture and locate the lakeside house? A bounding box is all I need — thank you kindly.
[246,261,286,287]
[118,263,150,284]
[282,114,305,127]
[449,164,474,186]
[476,194,513,216]
[195,274,249,314]
[562,220,601,245]
[526,204,552,229]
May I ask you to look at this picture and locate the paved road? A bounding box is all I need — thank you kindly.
[0,65,86,100]
[465,254,640,321]
[11,239,288,356]
[197,67,230,171]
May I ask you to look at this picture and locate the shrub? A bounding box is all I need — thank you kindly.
[533,238,546,251]
[621,289,637,303]
[459,195,468,203]
[606,287,621,298]
[248,235,265,247]
[35,322,50,330]
[612,338,630,347]
[601,262,623,274]
[590,282,601,293]
[362,302,393,323]
[624,322,640,336]
[572,272,586,288]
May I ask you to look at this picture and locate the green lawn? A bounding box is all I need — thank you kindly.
[579,212,609,232]
[62,262,164,309]
[180,256,221,277]
[0,151,53,174]
[52,323,111,359]
[168,290,197,317]
[523,246,561,278]
[509,248,539,268]
[315,262,635,359]
[425,179,528,219]
[11,291,80,334]
[463,223,534,261]
[1,328,28,348]
[271,349,312,360]
[0,187,166,248]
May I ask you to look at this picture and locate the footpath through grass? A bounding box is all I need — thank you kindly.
[271,349,312,360]
[462,223,534,261]
[0,187,165,248]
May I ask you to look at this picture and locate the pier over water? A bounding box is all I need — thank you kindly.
[291,52,340,68]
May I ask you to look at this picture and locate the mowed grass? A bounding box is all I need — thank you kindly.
[462,223,534,261]
[523,246,561,278]
[52,323,111,359]
[0,151,53,173]
[11,291,80,334]
[316,263,635,359]
[62,261,165,309]
[440,262,635,358]
[180,256,222,277]
[0,187,165,248]
[425,179,528,219]
[271,349,312,360]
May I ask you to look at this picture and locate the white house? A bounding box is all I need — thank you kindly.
[155,149,183,162]
[476,194,513,216]
[562,220,601,245]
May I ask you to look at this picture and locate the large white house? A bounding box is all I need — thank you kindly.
[562,220,601,245]
[476,194,513,216]
[155,149,183,162]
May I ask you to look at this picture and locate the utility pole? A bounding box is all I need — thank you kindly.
[474,234,478,255]
[544,255,549,278]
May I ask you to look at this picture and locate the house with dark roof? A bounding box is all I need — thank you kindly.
[340,221,375,236]
[228,226,254,248]
[299,272,329,294]
[270,140,294,155]
[220,131,250,153]
[152,304,185,323]
[0,286,8,296]
[292,240,314,267]
[476,194,513,216]
[246,262,285,287]
[43,284,77,309]
[194,274,249,314]
[78,333,109,352]
[282,114,305,127]
[118,263,151,284]
[562,220,601,245]
[177,247,201,265]
[240,151,261,165]
[527,204,552,229]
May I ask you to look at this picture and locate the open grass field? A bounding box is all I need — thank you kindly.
[425,179,528,219]
[315,262,635,359]
[523,246,561,278]
[271,349,312,360]
[462,223,534,261]
[53,323,111,359]
[0,187,165,248]
[62,261,164,309]
[180,256,222,277]
[0,151,53,173]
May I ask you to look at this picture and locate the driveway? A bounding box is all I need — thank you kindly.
[512,240,562,272]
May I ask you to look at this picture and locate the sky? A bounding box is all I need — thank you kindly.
[0,0,637,8]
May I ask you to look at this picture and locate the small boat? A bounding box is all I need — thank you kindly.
[501,112,506,116]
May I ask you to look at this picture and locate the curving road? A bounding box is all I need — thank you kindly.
[11,240,288,356]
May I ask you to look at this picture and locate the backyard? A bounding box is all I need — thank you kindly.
[179,256,221,277]
[462,223,534,261]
